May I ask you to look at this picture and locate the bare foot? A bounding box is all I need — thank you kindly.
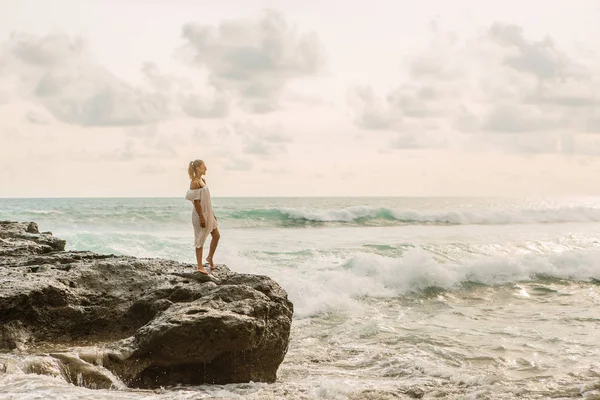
[206,257,216,270]
[196,265,209,275]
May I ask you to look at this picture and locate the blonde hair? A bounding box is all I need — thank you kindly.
[188,159,204,180]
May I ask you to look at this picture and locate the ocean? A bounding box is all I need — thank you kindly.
[1,196,599,399]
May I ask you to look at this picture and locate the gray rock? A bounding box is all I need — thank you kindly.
[0,221,293,389]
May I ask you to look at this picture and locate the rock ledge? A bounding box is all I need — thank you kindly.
[0,221,293,389]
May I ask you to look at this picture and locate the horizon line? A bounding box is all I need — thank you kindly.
[1,195,597,200]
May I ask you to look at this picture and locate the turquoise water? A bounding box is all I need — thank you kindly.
[1,197,600,399]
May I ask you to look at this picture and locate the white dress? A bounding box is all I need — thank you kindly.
[185,182,218,248]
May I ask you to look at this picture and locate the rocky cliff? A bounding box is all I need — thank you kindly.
[0,221,293,389]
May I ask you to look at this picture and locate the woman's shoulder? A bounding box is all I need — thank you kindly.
[190,179,201,190]
[189,178,206,190]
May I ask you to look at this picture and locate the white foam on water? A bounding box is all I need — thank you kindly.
[269,205,600,225]
[221,245,600,318]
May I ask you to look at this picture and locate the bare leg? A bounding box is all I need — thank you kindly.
[206,228,220,270]
[195,246,208,275]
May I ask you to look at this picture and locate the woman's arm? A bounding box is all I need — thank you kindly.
[190,179,206,227]
[193,200,206,227]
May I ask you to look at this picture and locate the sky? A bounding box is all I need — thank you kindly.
[1,0,600,197]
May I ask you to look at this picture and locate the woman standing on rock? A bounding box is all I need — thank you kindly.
[186,159,220,275]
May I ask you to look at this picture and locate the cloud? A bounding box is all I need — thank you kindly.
[390,134,421,149]
[261,167,291,175]
[347,86,397,130]
[0,124,20,143]
[190,120,292,166]
[89,128,181,163]
[150,136,179,158]
[480,24,599,139]
[1,11,324,124]
[348,21,600,155]
[99,139,136,162]
[139,163,167,175]
[348,84,453,149]
[243,140,276,155]
[8,33,84,67]
[1,33,168,127]
[25,111,51,125]
[126,125,159,138]
[0,91,10,105]
[181,9,324,113]
[190,127,211,142]
[481,105,561,133]
[242,138,287,156]
[488,23,571,80]
[142,62,174,93]
[390,132,447,149]
[234,121,292,157]
[588,118,600,133]
[34,66,167,127]
[180,90,231,118]
[225,157,253,171]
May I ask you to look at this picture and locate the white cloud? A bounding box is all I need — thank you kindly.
[348,21,600,155]
[139,163,167,175]
[482,104,560,133]
[390,131,447,150]
[588,118,600,133]
[261,166,291,175]
[180,89,231,118]
[347,86,397,130]
[1,33,169,127]
[237,122,292,158]
[98,139,136,162]
[126,124,159,138]
[190,127,211,142]
[180,9,324,113]
[79,126,184,163]
[488,23,572,80]
[225,157,253,171]
[0,91,10,104]
[25,110,51,125]
[142,62,174,93]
